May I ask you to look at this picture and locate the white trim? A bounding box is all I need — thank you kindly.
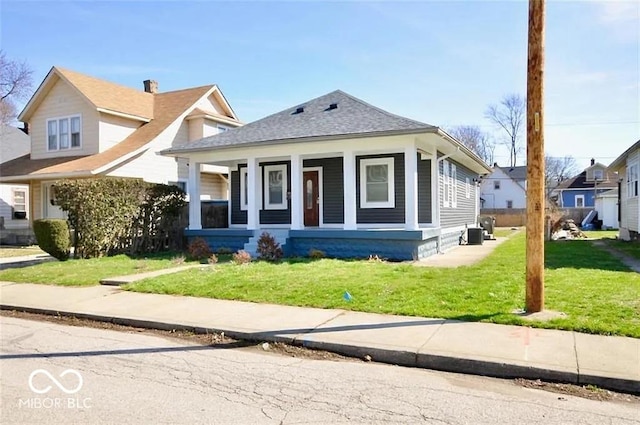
[95,108,150,123]
[575,194,585,208]
[187,162,202,230]
[343,151,357,230]
[240,168,248,211]
[291,154,303,230]
[46,114,82,151]
[443,160,450,208]
[303,166,324,228]
[451,163,458,208]
[404,145,418,230]
[246,158,260,230]
[264,164,288,210]
[359,157,395,209]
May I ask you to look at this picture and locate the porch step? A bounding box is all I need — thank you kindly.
[243,229,289,258]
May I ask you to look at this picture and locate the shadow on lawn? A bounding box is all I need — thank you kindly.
[544,240,630,272]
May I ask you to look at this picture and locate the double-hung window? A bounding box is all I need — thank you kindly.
[264,164,287,210]
[12,189,26,218]
[360,157,395,208]
[627,164,638,198]
[47,115,81,151]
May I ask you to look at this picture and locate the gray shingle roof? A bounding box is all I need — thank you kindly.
[168,90,436,153]
[499,165,527,181]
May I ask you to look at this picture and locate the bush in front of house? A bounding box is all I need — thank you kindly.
[33,219,70,261]
[53,178,186,258]
[256,232,283,262]
[308,248,326,259]
[187,237,212,262]
[232,250,252,265]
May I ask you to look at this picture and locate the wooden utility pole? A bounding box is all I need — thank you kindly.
[526,0,545,312]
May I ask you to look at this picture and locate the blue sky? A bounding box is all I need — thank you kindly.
[2,0,638,168]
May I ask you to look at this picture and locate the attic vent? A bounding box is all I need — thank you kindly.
[326,103,338,111]
[293,106,304,114]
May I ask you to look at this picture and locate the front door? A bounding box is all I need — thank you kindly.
[303,171,319,227]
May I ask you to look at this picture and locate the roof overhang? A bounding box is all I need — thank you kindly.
[609,140,640,171]
[96,108,151,123]
[0,170,92,183]
[185,111,242,127]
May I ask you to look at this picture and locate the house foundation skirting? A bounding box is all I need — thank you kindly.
[185,228,446,261]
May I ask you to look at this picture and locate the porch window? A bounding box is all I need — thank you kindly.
[360,157,395,208]
[627,164,638,198]
[47,115,81,151]
[264,164,287,210]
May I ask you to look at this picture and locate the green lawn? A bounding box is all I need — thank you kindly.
[493,227,520,238]
[0,246,46,258]
[0,253,193,286]
[583,230,619,240]
[606,239,640,260]
[126,233,640,338]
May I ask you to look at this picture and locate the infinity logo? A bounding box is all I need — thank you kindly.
[28,369,83,395]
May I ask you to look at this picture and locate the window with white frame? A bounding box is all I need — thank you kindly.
[360,157,395,208]
[465,177,471,198]
[240,168,249,210]
[494,180,501,190]
[593,169,603,181]
[575,195,585,208]
[47,115,81,151]
[264,164,287,210]
[506,200,513,209]
[12,189,26,217]
[218,125,229,133]
[627,164,638,198]
[451,164,458,208]
[443,160,450,207]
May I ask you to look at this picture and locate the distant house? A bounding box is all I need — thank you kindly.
[0,66,242,228]
[553,159,617,208]
[480,164,526,209]
[608,141,639,240]
[161,90,492,260]
[0,125,31,239]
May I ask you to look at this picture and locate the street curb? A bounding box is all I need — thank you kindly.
[2,304,638,395]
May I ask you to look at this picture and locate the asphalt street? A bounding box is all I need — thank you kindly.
[1,316,638,425]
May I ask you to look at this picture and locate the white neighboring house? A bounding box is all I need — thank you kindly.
[0,66,242,229]
[608,139,640,240]
[594,188,618,229]
[0,125,31,235]
[480,165,527,209]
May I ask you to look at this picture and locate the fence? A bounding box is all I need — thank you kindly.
[481,207,593,228]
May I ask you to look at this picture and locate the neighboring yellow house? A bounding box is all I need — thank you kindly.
[0,66,242,224]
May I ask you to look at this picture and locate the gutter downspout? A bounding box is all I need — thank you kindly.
[435,149,460,253]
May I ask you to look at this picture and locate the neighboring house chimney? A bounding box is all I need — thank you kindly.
[590,158,595,166]
[20,123,29,135]
[493,162,498,168]
[143,80,158,94]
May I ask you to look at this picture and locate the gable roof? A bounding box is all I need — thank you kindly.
[554,168,618,190]
[1,85,214,181]
[498,165,527,181]
[609,139,640,171]
[19,67,155,122]
[164,90,436,154]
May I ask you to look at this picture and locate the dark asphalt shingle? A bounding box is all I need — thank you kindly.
[169,90,436,152]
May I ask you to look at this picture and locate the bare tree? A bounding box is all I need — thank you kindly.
[0,51,34,126]
[485,94,526,167]
[448,125,496,165]
[545,155,579,198]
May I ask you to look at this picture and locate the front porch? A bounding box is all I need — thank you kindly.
[184,226,467,261]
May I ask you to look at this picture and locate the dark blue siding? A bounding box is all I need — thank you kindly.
[230,168,247,225]
[418,158,432,223]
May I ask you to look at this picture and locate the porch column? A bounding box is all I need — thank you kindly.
[188,161,202,230]
[247,157,259,230]
[404,145,419,230]
[290,154,303,230]
[343,150,357,230]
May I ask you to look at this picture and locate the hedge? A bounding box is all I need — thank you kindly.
[53,178,185,258]
[33,219,70,261]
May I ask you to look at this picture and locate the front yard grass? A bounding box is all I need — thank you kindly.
[583,230,619,240]
[607,239,640,260]
[127,233,640,338]
[0,253,193,286]
[0,246,46,258]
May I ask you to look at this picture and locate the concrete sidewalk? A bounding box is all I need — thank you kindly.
[1,282,638,394]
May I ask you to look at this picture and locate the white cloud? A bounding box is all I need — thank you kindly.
[598,0,639,24]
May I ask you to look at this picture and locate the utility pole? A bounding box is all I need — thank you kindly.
[526,0,545,312]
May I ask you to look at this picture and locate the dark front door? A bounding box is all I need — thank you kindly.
[303,171,320,227]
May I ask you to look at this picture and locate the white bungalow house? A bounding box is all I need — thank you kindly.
[480,165,527,209]
[161,90,492,260]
